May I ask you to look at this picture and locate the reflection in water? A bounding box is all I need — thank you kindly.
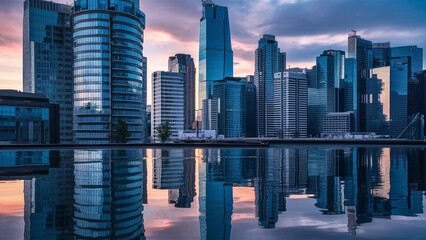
[73,150,146,239]
[0,147,425,240]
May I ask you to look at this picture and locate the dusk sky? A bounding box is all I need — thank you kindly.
[0,0,425,103]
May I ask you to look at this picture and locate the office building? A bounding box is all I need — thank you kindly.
[348,32,373,132]
[367,62,408,137]
[202,99,219,132]
[273,71,308,138]
[343,58,357,113]
[0,90,59,144]
[391,45,423,79]
[213,77,256,138]
[23,0,73,143]
[199,0,233,129]
[255,34,286,137]
[73,0,146,144]
[169,54,196,130]
[322,112,355,137]
[308,50,345,136]
[408,72,425,117]
[373,42,391,68]
[151,71,184,140]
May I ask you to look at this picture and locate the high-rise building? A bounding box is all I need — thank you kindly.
[367,62,408,137]
[391,45,423,79]
[255,34,286,137]
[273,71,308,138]
[408,71,426,117]
[73,0,146,144]
[343,58,357,113]
[308,50,345,136]
[201,99,218,132]
[169,54,196,130]
[199,0,233,128]
[23,0,73,143]
[373,42,391,68]
[151,71,184,140]
[213,77,256,138]
[348,32,373,132]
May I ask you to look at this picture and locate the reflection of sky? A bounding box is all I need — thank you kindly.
[0,181,24,240]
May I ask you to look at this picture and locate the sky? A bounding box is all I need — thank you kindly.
[0,0,425,103]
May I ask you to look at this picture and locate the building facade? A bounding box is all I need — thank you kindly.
[213,77,256,138]
[348,33,373,132]
[199,0,233,129]
[169,54,196,130]
[0,90,59,144]
[322,112,355,137]
[23,0,73,143]
[367,63,408,137]
[151,71,184,140]
[255,34,286,137]
[201,99,219,132]
[274,71,308,138]
[73,0,146,143]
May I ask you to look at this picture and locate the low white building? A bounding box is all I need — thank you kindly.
[178,130,217,140]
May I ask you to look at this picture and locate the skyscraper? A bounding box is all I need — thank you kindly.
[274,71,308,138]
[348,32,373,132]
[373,42,391,68]
[309,50,346,136]
[213,77,256,138]
[169,54,196,130]
[391,45,423,79]
[367,62,408,137]
[73,0,146,144]
[151,71,184,140]
[23,0,73,143]
[199,0,233,129]
[255,34,286,137]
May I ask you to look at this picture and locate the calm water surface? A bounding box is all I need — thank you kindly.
[0,147,425,240]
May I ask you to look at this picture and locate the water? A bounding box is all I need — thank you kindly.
[0,146,425,240]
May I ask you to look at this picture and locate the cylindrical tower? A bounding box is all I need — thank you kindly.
[73,0,146,143]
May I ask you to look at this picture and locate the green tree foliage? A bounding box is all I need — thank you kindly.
[112,119,130,143]
[156,121,172,143]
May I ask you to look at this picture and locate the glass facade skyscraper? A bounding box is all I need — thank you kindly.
[367,62,408,137]
[23,0,73,143]
[308,50,345,136]
[348,33,373,132]
[199,1,233,129]
[73,0,146,144]
[213,77,256,138]
[169,54,196,130]
[391,45,423,79]
[255,34,286,137]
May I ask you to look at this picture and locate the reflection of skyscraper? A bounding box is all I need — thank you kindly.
[167,150,196,208]
[73,150,145,239]
[199,149,233,240]
[24,151,74,239]
[199,1,233,128]
[255,149,279,228]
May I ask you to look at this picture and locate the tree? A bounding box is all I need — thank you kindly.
[112,119,130,143]
[156,121,172,143]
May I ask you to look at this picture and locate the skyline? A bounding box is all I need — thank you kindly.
[1,0,426,104]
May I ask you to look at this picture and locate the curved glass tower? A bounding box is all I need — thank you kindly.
[199,1,233,119]
[73,0,146,143]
